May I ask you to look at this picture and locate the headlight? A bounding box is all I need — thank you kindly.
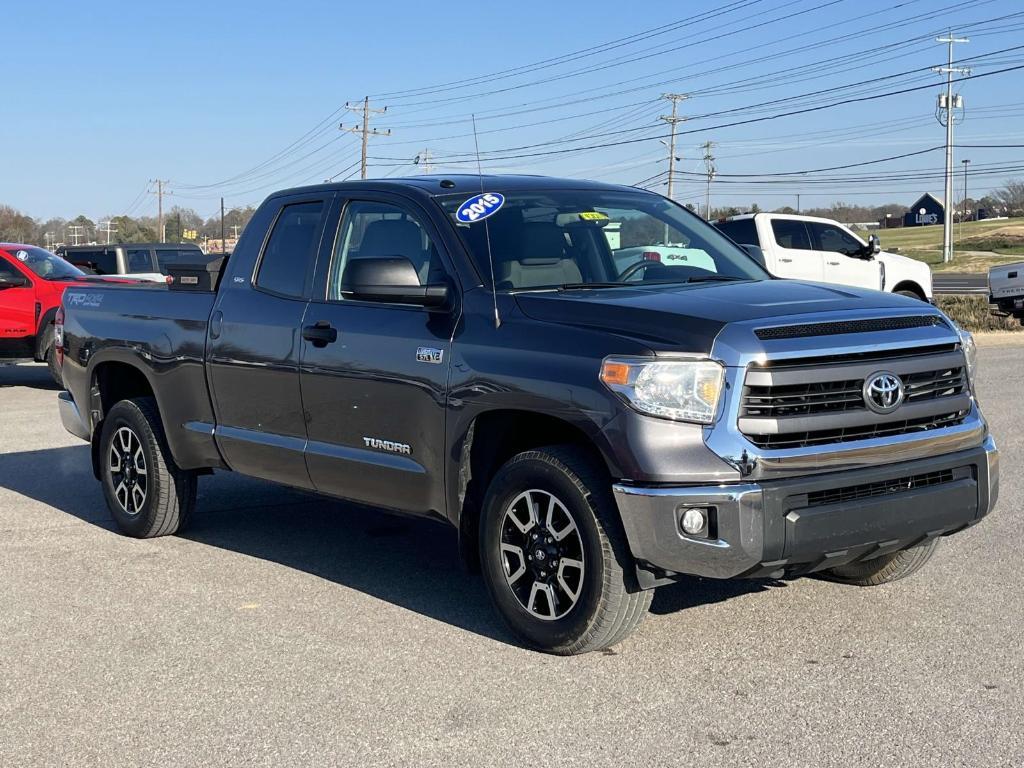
[957,325,977,388]
[600,357,725,424]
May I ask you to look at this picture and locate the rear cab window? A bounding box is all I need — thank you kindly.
[255,200,326,298]
[69,249,117,275]
[713,218,759,246]
[153,247,204,275]
[770,219,812,250]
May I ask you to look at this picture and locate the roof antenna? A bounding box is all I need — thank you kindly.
[472,113,501,328]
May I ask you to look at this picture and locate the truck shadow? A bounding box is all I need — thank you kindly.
[0,362,61,390]
[0,445,781,646]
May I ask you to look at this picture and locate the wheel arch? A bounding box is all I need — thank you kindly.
[891,280,928,301]
[87,357,160,480]
[453,408,616,572]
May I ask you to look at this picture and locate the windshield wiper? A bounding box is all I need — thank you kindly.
[685,275,747,283]
[555,282,631,291]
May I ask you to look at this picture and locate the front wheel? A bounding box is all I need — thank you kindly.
[41,326,62,386]
[480,445,652,655]
[99,397,196,538]
[822,539,939,586]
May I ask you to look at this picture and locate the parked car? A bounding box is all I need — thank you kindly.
[56,243,205,281]
[713,213,933,300]
[57,176,997,654]
[989,261,1024,319]
[0,244,89,383]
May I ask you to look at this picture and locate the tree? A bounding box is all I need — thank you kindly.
[995,178,1024,216]
[750,203,761,214]
[0,205,37,243]
[66,214,96,245]
[101,215,156,243]
[162,206,203,243]
[200,206,257,240]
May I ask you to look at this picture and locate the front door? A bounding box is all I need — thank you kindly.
[299,196,457,517]
[206,195,330,488]
[808,221,882,290]
[766,218,824,281]
[0,253,35,352]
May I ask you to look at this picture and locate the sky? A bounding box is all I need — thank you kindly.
[2,0,1023,221]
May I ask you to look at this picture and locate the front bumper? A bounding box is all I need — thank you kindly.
[58,391,91,442]
[614,437,998,583]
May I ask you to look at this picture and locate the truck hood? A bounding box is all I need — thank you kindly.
[513,279,936,351]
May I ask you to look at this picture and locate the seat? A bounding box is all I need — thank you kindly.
[497,223,582,288]
[358,219,428,280]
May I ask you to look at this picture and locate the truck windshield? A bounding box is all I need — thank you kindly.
[6,247,85,280]
[437,189,769,291]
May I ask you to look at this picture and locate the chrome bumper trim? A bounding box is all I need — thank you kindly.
[58,391,90,442]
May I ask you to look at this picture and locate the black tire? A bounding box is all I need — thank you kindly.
[822,539,939,586]
[41,326,62,387]
[896,289,925,301]
[99,397,196,538]
[479,445,652,655]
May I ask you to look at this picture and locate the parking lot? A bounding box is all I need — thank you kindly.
[1,346,1021,767]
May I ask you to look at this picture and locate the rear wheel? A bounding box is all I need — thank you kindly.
[480,445,652,654]
[99,397,196,538]
[823,539,939,586]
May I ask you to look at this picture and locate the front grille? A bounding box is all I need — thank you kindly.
[744,410,968,449]
[805,469,956,508]
[743,365,967,418]
[755,315,945,340]
[738,344,971,450]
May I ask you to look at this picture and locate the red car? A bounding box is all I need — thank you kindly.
[0,243,89,384]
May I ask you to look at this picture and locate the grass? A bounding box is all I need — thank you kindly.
[876,219,1024,273]
[934,295,1024,333]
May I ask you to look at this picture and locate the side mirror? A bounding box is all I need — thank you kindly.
[740,243,766,268]
[341,256,449,309]
[861,234,881,259]
[0,273,29,289]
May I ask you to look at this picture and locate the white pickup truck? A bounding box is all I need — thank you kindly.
[989,261,1024,319]
[713,213,933,301]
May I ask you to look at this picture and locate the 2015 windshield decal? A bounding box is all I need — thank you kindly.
[455,192,504,224]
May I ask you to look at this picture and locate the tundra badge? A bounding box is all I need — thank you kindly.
[363,437,412,455]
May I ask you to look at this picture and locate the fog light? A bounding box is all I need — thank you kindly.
[681,507,707,536]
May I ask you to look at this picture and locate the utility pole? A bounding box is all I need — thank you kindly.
[220,198,226,255]
[149,179,171,243]
[659,94,688,201]
[961,158,971,241]
[68,225,85,246]
[796,194,801,214]
[414,148,433,174]
[341,97,390,179]
[701,141,717,220]
[934,33,969,264]
[231,224,241,240]
[98,220,117,244]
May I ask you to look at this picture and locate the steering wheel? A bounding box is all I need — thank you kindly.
[617,260,661,282]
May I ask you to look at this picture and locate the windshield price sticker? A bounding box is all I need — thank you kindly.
[456,192,505,223]
[16,250,28,261]
[578,211,608,221]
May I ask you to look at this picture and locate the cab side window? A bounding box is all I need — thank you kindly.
[770,219,812,250]
[327,201,442,302]
[126,249,153,273]
[0,256,21,281]
[809,223,863,256]
[255,200,326,298]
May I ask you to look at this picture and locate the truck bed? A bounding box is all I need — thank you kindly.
[60,283,223,470]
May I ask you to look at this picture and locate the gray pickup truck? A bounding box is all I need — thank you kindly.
[57,175,999,654]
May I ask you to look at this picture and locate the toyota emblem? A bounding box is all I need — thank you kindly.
[863,371,904,414]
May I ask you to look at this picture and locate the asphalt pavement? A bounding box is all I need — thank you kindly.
[1,350,1022,767]
[934,273,989,295]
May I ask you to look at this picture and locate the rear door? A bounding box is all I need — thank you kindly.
[766,217,823,281]
[807,221,882,291]
[206,194,331,488]
[298,193,457,516]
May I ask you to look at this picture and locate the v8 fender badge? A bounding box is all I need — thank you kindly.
[363,437,412,455]
[416,347,444,364]
[455,192,504,224]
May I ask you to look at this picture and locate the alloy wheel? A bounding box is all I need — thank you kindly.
[108,426,148,516]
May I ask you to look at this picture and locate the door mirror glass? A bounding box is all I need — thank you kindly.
[0,273,29,289]
[341,256,449,308]
[866,233,882,257]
